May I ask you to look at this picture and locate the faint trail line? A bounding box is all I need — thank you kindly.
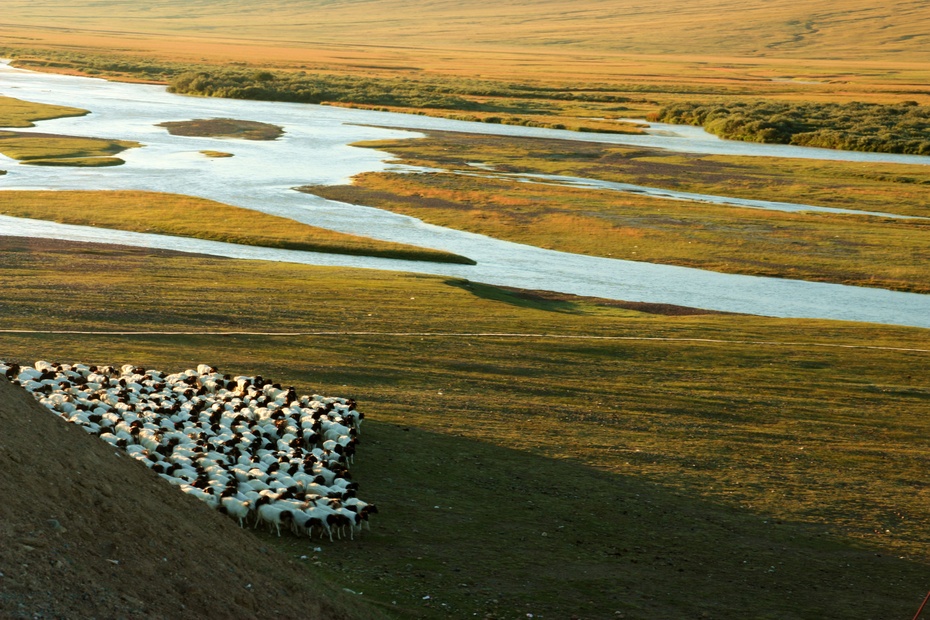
[2,329,928,353]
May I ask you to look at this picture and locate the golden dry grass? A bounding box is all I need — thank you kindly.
[0,190,474,264]
[2,1,930,109]
[1,0,929,60]
[299,130,930,293]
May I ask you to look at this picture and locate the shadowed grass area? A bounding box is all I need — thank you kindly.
[0,130,138,166]
[158,118,283,140]
[0,190,474,264]
[1,236,929,618]
[299,130,930,292]
[0,94,89,128]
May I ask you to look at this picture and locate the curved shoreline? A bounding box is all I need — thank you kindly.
[3,213,930,329]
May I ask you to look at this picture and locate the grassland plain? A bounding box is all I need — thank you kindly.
[0,97,121,168]
[299,131,930,293]
[1,0,929,62]
[2,236,930,618]
[0,92,136,165]
[0,190,474,264]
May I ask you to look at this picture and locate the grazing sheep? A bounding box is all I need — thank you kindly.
[3,360,376,544]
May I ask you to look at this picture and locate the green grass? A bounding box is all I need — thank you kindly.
[299,130,930,293]
[158,118,283,140]
[0,190,474,265]
[0,130,138,165]
[0,94,88,128]
[1,237,929,618]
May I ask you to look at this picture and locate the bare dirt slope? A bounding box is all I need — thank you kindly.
[0,377,376,620]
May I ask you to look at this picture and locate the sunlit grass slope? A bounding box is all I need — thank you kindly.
[3,1,930,113]
[1,0,928,61]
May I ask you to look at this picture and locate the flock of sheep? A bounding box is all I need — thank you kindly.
[2,359,377,541]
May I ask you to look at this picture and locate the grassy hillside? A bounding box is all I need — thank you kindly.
[3,1,930,112]
[1,0,928,60]
[2,235,930,618]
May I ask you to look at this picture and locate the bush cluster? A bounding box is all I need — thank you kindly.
[650,100,930,155]
[166,68,633,110]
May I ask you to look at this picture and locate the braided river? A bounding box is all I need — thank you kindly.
[1,60,929,328]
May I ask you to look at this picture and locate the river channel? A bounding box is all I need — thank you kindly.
[1,60,929,328]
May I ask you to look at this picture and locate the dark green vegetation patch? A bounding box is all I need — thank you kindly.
[652,100,930,155]
[158,118,283,141]
[167,68,631,110]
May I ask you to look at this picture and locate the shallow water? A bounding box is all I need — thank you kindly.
[1,61,929,328]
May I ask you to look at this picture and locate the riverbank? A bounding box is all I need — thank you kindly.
[2,62,930,326]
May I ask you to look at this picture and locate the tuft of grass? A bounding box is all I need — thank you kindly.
[200,150,234,158]
[0,190,475,265]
